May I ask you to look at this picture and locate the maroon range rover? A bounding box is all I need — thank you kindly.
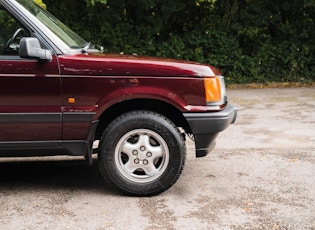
[0,0,237,196]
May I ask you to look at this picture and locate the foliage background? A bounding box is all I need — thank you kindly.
[40,0,314,84]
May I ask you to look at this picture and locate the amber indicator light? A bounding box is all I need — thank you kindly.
[204,77,222,102]
[68,97,76,104]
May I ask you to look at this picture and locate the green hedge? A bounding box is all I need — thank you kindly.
[43,0,315,84]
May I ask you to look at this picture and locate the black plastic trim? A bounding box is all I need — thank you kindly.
[0,56,33,60]
[184,104,237,157]
[0,140,85,157]
[63,112,95,123]
[0,112,96,123]
[84,120,99,165]
[0,113,61,123]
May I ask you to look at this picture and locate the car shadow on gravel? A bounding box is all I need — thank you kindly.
[0,158,116,195]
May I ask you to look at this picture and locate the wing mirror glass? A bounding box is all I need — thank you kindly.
[19,37,52,61]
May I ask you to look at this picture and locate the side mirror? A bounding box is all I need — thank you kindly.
[19,37,53,61]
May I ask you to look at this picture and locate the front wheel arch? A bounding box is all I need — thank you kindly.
[95,99,192,140]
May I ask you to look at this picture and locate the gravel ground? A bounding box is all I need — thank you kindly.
[0,87,314,230]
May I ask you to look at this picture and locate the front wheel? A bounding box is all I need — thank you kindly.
[98,111,186,196]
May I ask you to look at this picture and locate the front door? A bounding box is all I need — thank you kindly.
[0,7,61,144]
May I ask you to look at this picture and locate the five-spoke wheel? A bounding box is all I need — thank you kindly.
[115,129,169,183]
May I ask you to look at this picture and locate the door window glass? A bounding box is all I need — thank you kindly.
[0,7,30,55]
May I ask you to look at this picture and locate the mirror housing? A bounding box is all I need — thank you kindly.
[19,37,52,61]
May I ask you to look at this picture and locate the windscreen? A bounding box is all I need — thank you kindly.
[16,0,87,48]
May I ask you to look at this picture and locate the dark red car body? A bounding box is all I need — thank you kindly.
[0,48,236,153]
[0,0,236,195]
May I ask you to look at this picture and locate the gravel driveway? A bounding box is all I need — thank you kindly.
[0,87,314,229]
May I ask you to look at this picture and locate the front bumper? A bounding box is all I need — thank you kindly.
[183,104,237,157]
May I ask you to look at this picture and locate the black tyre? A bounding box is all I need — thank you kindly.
[98,110,186,196]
